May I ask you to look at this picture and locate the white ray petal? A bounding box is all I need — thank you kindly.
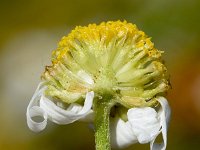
[127,107,160,144]
[112,97,171,150]
[26,82,94,132]
[110,118,137,149]
[26,82,47,132]
[40,91,94,124]
[150,97,171,150]
[79,110,94,122]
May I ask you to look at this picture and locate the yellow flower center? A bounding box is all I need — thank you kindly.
[42,20,169,108]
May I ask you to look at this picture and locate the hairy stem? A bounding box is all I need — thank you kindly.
[94,96,113,150]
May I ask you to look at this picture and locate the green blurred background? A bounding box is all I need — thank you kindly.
[0,0,200,149]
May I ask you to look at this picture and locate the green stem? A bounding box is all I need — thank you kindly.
[94,98,113,150]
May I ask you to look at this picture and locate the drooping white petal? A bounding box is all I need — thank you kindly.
[27,106,48,132]
[110,118,137,149]
[26,82,47,132]
[127,107,160,144]
[79,110,94,122]
[150,97,171,150]
[112,97,171,150]
[26,82,95,132]
[40,91,94,124]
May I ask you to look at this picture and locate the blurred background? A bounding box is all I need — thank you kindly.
[0,0,200,149]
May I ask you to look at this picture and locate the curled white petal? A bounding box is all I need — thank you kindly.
[26,82,47,132]
[40,91,94,124]
[79,110,94,122]
[127,107,160,144]
[27,106,48,132]
[112,97,171,150]
[150,97,171,150]
[110,118,137,149]
[26,82,94,132]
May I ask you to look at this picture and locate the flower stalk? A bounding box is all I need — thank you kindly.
[94,101,111,150]
[94,93,115,150]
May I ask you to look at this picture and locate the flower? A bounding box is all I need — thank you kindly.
[26,21,171,150]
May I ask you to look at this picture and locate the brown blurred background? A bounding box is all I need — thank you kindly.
[0,0,200,149]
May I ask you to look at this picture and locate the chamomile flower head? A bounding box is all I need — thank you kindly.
[27,21,171,150]
[42,20,169,108]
